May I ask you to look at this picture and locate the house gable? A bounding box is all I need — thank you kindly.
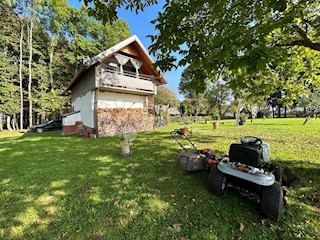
[67,35,166,92]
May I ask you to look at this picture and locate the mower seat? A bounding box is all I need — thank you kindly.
[229,143,262,168]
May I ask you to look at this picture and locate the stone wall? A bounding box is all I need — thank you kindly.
[97,108,154,137]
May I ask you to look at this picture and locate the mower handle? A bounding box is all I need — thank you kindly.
[170,129,198,152]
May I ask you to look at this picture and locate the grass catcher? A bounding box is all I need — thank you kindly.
[170,129,218,172]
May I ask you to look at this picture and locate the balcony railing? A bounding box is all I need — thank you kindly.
[98,66,156,93]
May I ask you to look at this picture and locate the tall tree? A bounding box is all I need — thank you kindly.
[1,3,21,127]
[0,52,20,130]
[43,0,70,90]
[0,0,133,130]
[179,66,210,121]
[65,5,131,73]
[206,82,232,119]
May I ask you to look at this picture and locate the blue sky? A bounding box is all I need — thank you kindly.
[68,0,185,100]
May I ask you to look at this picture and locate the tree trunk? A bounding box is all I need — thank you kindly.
[0,114,3,131]
[278,105,281,118]
[28,19,33,129]
[272,107,275,118]
[49,41,55,90]
[6,116,13,131]
[284,106,287,118]
[235,99,241,126]
[251,108,254,122]
[304,106,307,117]
[19,22,24,130]
[12,115,16,130]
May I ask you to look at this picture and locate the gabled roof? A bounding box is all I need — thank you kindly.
[66,35,167,91]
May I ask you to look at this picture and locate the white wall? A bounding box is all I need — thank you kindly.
[72,90,95,128]
[62,112,82,126]
[98,91,147,109]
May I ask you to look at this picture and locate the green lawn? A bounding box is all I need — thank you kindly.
[0,118,319,239]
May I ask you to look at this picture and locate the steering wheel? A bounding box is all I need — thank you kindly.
[241,136,262,146]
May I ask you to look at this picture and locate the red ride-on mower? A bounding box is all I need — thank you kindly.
[170,129,218,172]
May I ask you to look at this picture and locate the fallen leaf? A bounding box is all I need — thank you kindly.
[180,236,189,240]
[169,194,175,198]
[172,223,182,229]
[239,223,244,232]
[235,236,242,240]
[129,210,135,217]
[59,232,68,240]
[108,217,114,226]
[261,218,270,226]
[4,202,15,207]
[284,196,289,206]
[114,199,120,205]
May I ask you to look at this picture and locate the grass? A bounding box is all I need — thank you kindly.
[0,118,319,239]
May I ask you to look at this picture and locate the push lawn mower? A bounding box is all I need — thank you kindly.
[209,136,283,221]
[170,129,218,171]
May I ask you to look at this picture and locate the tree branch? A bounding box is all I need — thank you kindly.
[275,26,320,51]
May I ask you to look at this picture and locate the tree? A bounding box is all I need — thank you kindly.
[148,0,320,72]
[206,81,232,119]
[154,86,179,107]
[180,94,209,121]
[179,66,211,120]
[0,52,20,130]
[64,5,131,73]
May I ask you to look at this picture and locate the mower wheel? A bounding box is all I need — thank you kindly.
[260,182,283,221]
[271,163,282,182]
[208,168,226,196]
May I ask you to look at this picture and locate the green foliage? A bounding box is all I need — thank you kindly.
[0,1,132,127]
[154,86,180,107]
[0,119,320,238]
[82,0,157,23]
[206,82,232,118]
[65,6,131,72]
[181,93,210,118]
[149,0,320,71]
[0,52,20,115]
[179,65,208,96]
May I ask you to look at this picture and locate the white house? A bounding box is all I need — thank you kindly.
[65,35,167,137]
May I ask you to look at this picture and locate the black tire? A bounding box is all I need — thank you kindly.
[36,128,43,133]
[260,182,283,221]
[271,163,282,182]
[208,168,226,196]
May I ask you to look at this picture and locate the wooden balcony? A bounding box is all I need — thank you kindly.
[98,66,156,95]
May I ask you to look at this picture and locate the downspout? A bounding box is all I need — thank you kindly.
[94,88,99,137]
[94,66,100,137]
